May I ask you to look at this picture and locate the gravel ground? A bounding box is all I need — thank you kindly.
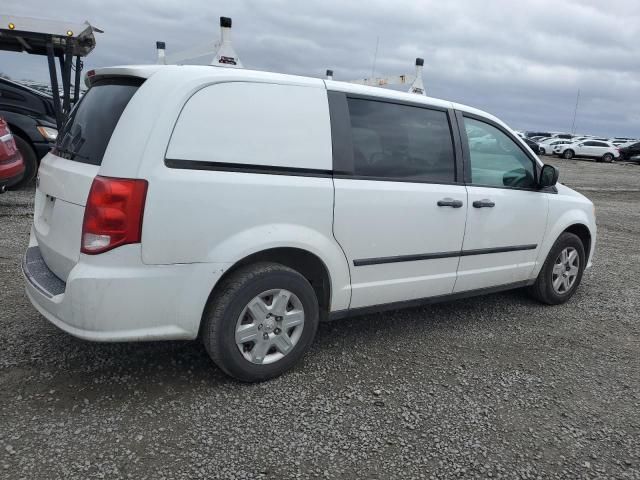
[0,157,639,479]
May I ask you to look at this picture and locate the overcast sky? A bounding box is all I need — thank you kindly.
[2,0,639,136]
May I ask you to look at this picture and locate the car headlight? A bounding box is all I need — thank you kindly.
[36,126,58,142]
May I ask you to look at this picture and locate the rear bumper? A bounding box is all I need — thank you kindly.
[23,238,231,342]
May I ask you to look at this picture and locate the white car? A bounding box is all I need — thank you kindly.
[571,137,590,143]
[23,65,597,381]
[538,139,572,155]
[553,140,620,162]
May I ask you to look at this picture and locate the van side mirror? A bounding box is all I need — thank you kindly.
[539,164,559,188]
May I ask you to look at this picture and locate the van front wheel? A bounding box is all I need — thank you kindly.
[202,262,319,382]
[528,232,585,305]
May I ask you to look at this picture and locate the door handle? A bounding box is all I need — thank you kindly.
[472,199,495,208]
[437,198,463,208]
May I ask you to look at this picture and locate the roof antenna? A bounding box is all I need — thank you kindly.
[326,69,333,80]
[408,58,425,95]
[211,17,243,68]
[156,41,166,65]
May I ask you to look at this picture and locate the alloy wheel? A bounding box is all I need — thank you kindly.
[235,289,305,365]
[552,247,580,294]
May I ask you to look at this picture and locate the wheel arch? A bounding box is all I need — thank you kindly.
[533,205,595,278]
[563,223,592,260]
[202,247,338,333]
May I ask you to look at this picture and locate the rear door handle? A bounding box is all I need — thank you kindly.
[472,199,495,208]
[437,198,463,208]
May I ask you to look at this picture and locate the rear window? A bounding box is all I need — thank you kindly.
[347,98,455,182]
[55,78,143,165]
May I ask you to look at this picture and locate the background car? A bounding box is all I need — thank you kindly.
[538,139,572,155]
[521,137,541,154]
[0,77,57,186]
[553,140,620,162]
[525,131,552,139]
[571,136,590,143]
[618,141,640,159]
[0,117,25,191]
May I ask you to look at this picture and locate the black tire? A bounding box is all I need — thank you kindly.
[563,149,574,160]
[528,232,586,305]
[201,262,319,382]
[539,147,546,155]
[602,153,614,163]
[11,135,38,188]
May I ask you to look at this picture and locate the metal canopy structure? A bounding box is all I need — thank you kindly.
[0,15,102,129]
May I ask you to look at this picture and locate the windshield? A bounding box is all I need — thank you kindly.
[55,78,143,165]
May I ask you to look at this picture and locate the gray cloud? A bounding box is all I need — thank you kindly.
[1,0,638,136]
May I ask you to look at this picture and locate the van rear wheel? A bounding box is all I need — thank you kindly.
[201,262,319,382]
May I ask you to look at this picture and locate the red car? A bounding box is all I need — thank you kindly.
[0,117,25,192]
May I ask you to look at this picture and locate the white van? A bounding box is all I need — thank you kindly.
[23,65,596,381]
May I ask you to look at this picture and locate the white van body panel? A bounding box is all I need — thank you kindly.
[166,82,332,170]
[32,155,98,280]
[333,180,468,308]
[24,240,229,341]
[140,169,351,311]
[454,187,549,292]
[532,183,596,275]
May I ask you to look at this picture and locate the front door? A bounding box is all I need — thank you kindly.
[454,114,549,293]
[331,94,468,309]
[580,141,599,157]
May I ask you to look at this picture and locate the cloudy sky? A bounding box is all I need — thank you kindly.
[2,0,639,136]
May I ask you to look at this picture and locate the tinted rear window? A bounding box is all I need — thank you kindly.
[55,78,143,165]
[347,98,455,182]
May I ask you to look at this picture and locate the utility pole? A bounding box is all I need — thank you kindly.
[370,36,380,80]
[571,89,580,134]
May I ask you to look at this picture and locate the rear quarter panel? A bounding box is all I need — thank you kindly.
[135,71,351,310]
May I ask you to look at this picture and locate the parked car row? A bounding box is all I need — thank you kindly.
[513,130,640,163]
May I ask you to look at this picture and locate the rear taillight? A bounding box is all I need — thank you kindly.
[81,176,148,255]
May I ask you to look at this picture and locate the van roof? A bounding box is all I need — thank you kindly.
[91,64,502,126]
